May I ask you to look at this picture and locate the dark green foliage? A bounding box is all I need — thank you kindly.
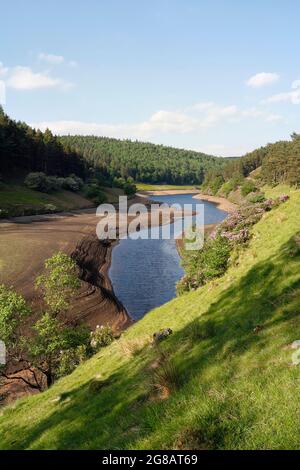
[24,172,84,193]
[177,236,231,293]
[0,108,86,178]
[219,176,242,197]
[85,184,107,205]
[178,196,289,294]
[241,180,257,197]
[59,135,225,185]
[203,134,300,195]
[113,176,136,195]
[248,193,265,203]
[261,137,300,187]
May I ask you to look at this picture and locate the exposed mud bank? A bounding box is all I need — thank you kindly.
[71,234,131,331]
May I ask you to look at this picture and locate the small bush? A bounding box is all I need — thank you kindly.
[90,325,114,351]
[219,177,242,197]
[86,184,107,205]
[241,180,257,197]
[57,345,87,378]
[248,192,265,203]
[25,172,50,192]
[0,208,9,218]
[177,236,231,293]
[150,352,182,399]
[25,172,84,193]
[62,175,84,192]
[43,204,57,213]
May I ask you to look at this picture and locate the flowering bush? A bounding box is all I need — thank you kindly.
[179,194,290,295]
[278,194,289,202]
[90,325,114,351]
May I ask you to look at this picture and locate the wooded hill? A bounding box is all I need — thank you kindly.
[59,135,225,185]
[0,107,86,179]
[202,133,300,195]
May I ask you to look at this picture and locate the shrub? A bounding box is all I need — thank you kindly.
[25,172,50,192]
[86,184,107,205]
[177,235,231,293]
[43,204,57,213]
[0,208,9,219]
[219,177,242,197]
[241,180,257,197]
[61,176,81,192]
[209,176,224,195]
[248,192,266,203]
[150,352,182,399]
[57,345,88,378]
[113,176,136,195]
[90,325,114,351]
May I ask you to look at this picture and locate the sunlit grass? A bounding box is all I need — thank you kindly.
[0,186,300,449]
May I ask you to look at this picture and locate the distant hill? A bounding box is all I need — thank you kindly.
[202,133,300,196]
[59,135,225,185]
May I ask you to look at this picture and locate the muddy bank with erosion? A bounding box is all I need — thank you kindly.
[0,199,148,405]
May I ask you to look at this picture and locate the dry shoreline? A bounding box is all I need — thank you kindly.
[138,189,237,213]
[0,190,233,405]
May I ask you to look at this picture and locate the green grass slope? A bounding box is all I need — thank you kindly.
[0,183,93,216]
[0,186,300,450]
[0,184,124,217]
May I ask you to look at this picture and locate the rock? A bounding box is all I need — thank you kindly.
[253,325,263,334]
[153,328,173,343]
[291,340,300,349]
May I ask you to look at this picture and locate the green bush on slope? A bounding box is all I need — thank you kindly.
[0,187,300,450]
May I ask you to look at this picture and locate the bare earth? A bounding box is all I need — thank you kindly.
[0,190,232,404]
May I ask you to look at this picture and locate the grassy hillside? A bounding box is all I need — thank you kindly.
[0,186,300,449]
[0,184,125,218]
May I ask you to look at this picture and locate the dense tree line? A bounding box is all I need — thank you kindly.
[0,106,86,178]
[59,135,225,185]
[202,133,300,194]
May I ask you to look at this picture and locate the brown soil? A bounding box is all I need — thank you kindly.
[0,207,133,405]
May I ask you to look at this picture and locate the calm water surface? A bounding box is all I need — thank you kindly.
[109,194,227,320]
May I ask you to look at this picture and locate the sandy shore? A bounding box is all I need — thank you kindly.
[138,189,236,213]
[193,193,236,213]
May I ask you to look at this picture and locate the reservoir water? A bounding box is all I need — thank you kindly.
[109,193,227,320]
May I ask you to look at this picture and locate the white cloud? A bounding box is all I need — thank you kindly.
[38,53,64,65]
[30,103,240,138]
[30,101,280,140]
[292,79,300,89]
[263,80,300,105]
[246,72,279,88]
[0,62,8,77]
[6,66,73,90]
[242,106,282,122]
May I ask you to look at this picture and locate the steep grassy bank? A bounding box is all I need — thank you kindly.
[0,183,125,217]
[0,186,300,449]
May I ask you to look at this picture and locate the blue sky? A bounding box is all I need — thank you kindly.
[1,0,300,156]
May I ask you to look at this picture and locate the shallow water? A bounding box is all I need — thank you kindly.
[109,194,227,320]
